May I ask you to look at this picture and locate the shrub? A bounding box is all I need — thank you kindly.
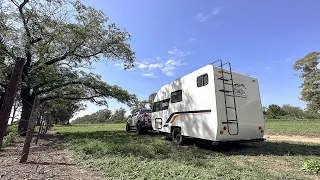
[303,160,320,174]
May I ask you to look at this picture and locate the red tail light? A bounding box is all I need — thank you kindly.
[144,113,148,117]
[223,126,227,130]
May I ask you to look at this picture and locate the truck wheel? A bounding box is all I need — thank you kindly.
[136,122,146,135]
[172,128,183,145]
[126,123,130,132]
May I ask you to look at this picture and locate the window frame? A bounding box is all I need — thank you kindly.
[171,90,182,103]
[197,73,209,87]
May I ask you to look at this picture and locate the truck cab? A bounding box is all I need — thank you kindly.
[126,109,152,134]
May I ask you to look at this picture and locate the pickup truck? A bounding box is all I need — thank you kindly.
[126,109,152,134]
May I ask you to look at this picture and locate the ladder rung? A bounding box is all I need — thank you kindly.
[224,83,233,86]
[223,71,231,74]
[219,90,232,93]
[226,94,235,97]
[227,120,238,121]
[218,77,231,81]
[222,121,237,124]
[226,107,235,109]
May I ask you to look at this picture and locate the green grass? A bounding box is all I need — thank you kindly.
[2,125,17,147]
[54,121,320,180]
[265,119,320,136]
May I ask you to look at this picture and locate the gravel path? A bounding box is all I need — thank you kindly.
[265,135,320,144]
[0,133,102,180]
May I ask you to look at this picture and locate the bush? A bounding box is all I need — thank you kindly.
[303,160,320,174]
[2,125,17,147]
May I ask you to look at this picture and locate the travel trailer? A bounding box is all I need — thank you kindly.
[151,60,265,146]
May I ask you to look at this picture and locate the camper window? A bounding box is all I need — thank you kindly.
[171,90,182,103]
[161,99,170,110]
[197,74,209,87]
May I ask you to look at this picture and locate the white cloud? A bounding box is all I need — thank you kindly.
[161,59,184,76]
[114,63,133,71]
[168,47,192,57]
[197,7,223,22]
[135,62,148,69]
[143,73,157,78]
[187,37,197,42]
[196,12,210,22]
[285,58,292,62]
[211,7,222,15]
[149,63,163,69]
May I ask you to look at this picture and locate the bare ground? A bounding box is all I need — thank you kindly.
[265,135,320,144]
[0,133,102,180]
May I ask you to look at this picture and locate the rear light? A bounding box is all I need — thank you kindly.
[220,130,224,134]
[259,126,262,130]
[223,126,227,130]
[144,113,148,117]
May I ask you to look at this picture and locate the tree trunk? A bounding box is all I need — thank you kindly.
[20,97,40,163]
[0,58,26,149]
[10,105,18,125]
[18,88,34,136]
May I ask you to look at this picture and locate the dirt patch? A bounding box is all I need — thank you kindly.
[265,135,320,144]
[0,132,102,180]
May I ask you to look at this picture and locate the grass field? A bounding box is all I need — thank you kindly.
[265,119,320,136]
[54,121,320,179]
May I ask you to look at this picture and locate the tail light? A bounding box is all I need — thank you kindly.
[223,126,227,130]
[144,113,148,117]
[259,126,262,130]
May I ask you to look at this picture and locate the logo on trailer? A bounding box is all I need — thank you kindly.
[234,84,247,98]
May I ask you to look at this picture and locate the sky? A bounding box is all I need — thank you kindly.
[73,0,320,119]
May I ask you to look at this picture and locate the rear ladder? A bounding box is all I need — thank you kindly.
[212,60,239,135]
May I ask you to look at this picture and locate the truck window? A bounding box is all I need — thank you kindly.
[171,90,182,103]
[140,109,151,114]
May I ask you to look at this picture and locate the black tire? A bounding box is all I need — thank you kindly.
[172,128,183,145]
[136,121,146,135]
[126,123,130,132]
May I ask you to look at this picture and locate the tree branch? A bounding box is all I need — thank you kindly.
[40,95,101,104]
[31,37,42,44]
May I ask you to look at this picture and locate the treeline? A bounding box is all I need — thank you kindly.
[263,104,319,119]
[72,108,127,124]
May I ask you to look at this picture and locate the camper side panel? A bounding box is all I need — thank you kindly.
[152,65,218,141]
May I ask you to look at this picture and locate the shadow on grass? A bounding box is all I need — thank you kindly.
[56,130,320,159]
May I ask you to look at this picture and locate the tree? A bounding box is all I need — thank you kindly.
[130,100,148,115]
[0,0,136,135]
[42,99,85,124]
[294,52,320,112]
[266,104,286,119]
[281,104,304,119]
[109,108,127,123]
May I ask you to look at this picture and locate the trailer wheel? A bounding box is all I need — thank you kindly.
[126,123,130,132]
[172,128,183,145]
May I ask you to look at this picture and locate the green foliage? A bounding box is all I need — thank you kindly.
[72,108,126,124]
[294,52,320,112]
[265,104,286,119]
[54,123,320,179]
[2,125,17,147]
[303,160,320,174]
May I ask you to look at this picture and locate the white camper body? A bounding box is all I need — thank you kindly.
[151,63,264,143]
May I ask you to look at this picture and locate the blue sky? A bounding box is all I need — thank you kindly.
[74,0,320,118]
